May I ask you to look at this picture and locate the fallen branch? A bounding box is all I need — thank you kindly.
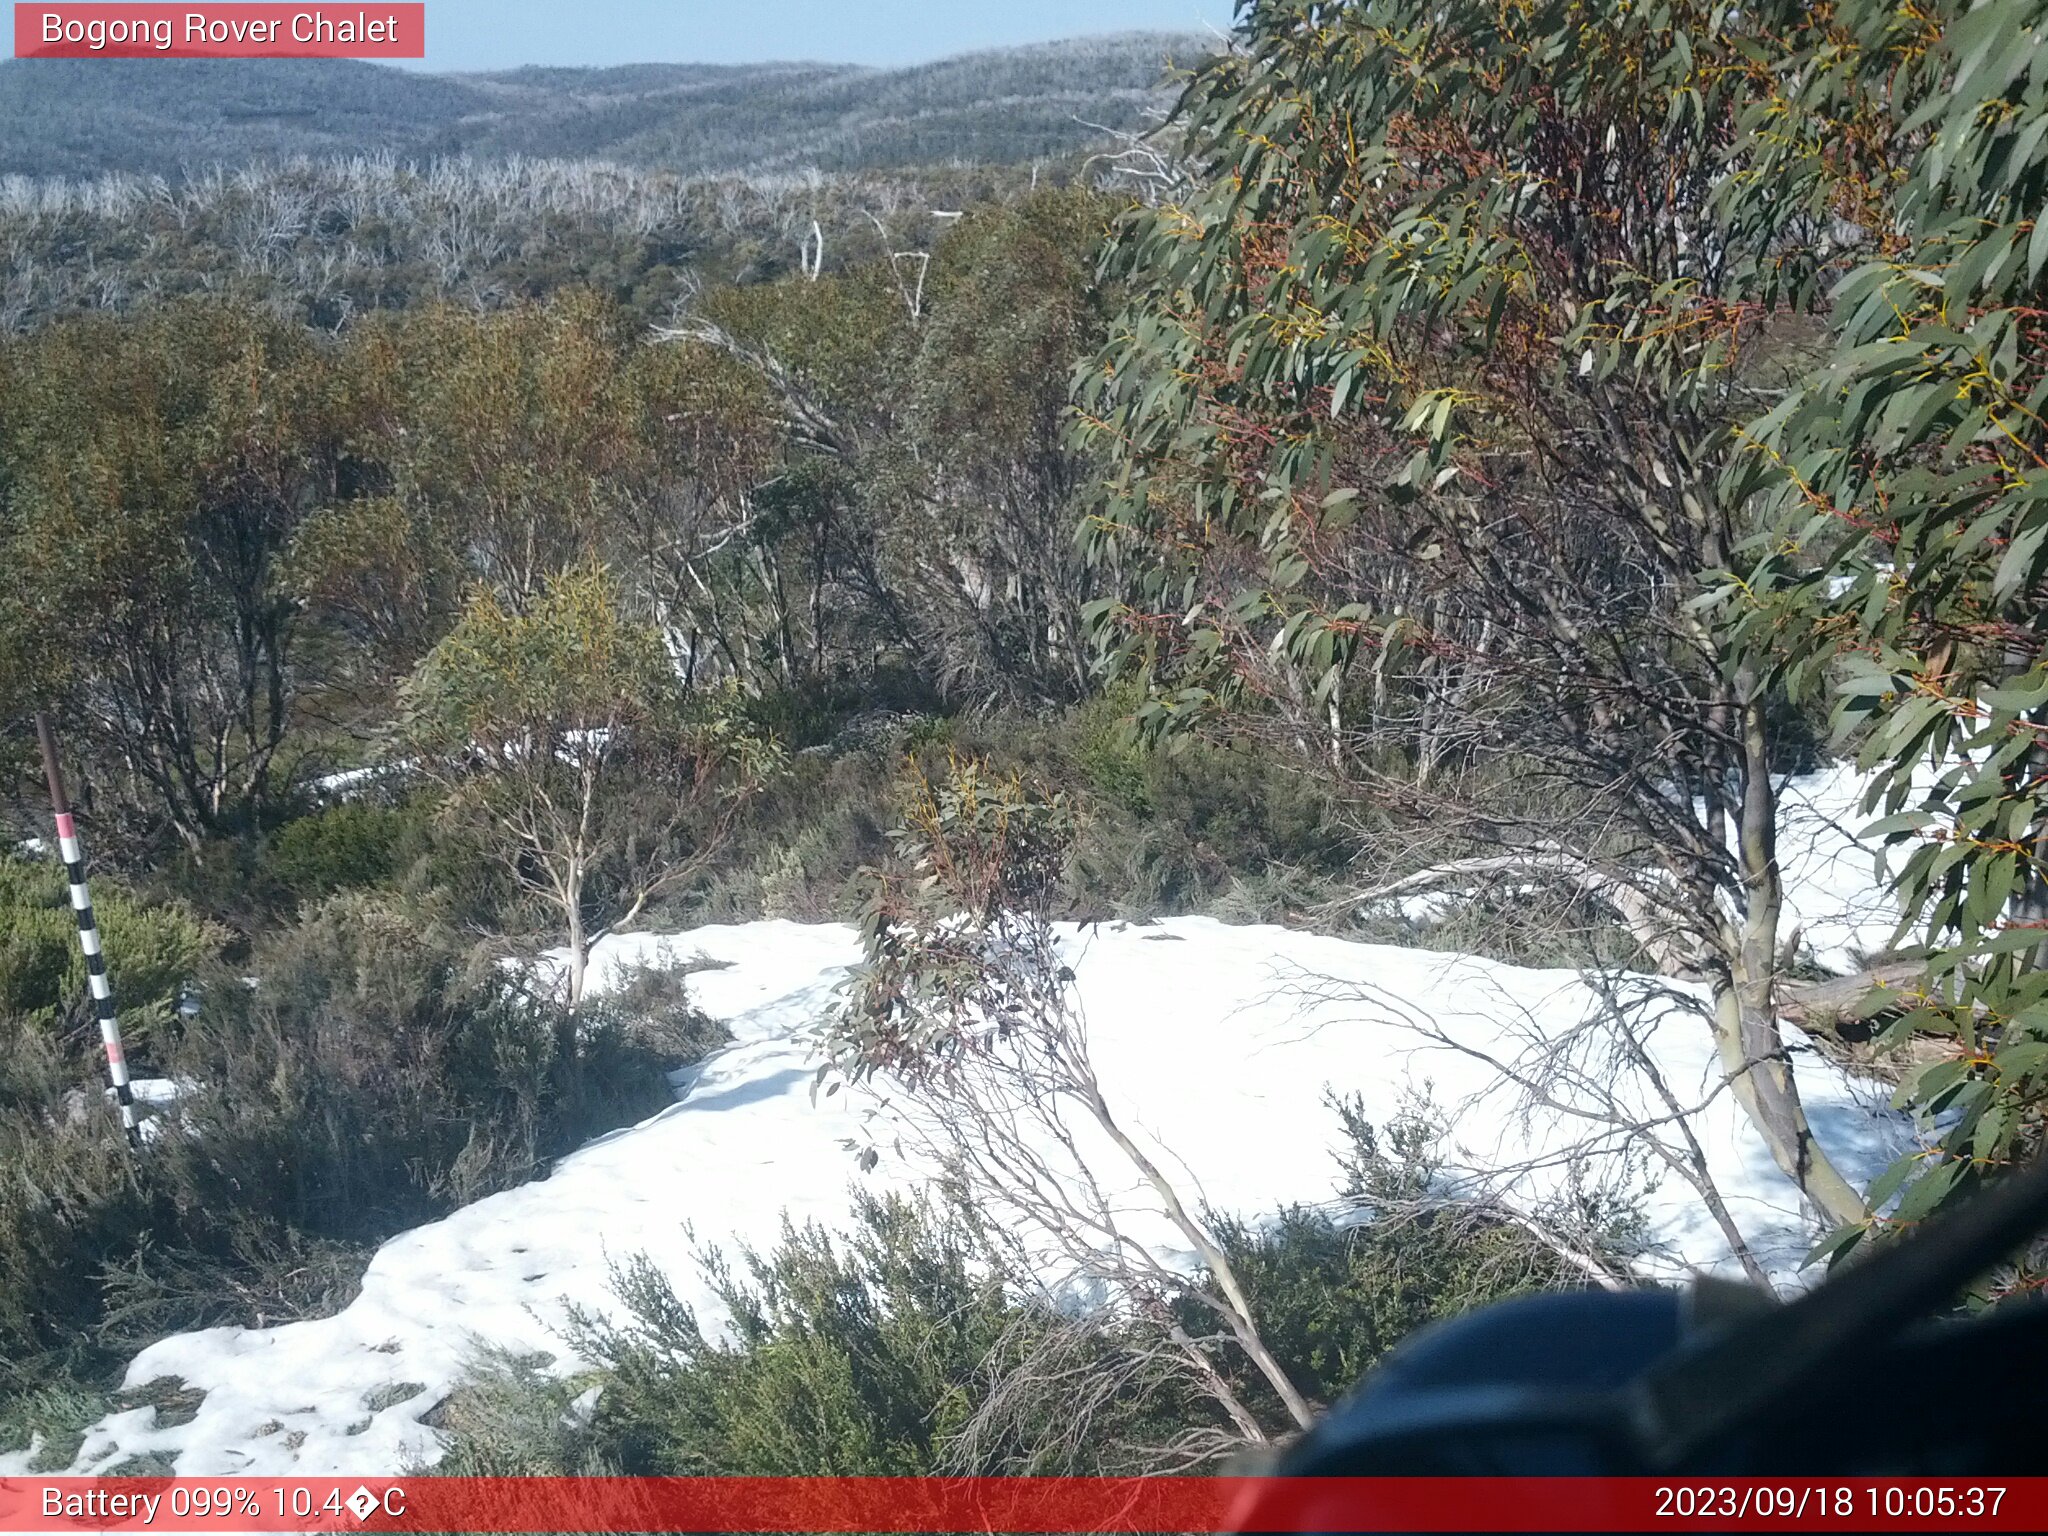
[1319,845,1702,976]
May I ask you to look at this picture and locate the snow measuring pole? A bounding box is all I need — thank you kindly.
[35,713,141,1148]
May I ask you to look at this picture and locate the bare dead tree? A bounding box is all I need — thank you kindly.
[1316,841,1702,978]
[828,909,1315,1442]
[822,763,1316,1449]
[1078,119,1199,205]
[1273,956,1776,1289]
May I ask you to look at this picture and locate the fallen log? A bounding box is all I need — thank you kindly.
[1778,961,1950,1083]
[1320,845,1700,976]
[1777,960,1927,1029]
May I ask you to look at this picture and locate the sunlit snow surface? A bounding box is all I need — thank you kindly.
[1776,767,1904,973]
[5,765,1917,1478]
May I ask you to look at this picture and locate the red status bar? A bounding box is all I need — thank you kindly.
[2,1476,2041,1533]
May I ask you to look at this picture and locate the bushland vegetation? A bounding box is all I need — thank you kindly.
[435,1097,1622,1475]
[7,0,2048,1474]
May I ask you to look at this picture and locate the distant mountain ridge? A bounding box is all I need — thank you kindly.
[0,34,1207,180]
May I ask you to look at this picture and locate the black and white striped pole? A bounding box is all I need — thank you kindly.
[34,713,140,1148]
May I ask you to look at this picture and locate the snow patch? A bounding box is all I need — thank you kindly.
[10,914,1912,1479]
[1776,763,1901,974]
[1,768,1913,1480]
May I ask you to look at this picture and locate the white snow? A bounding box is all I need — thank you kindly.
[127,1078,193,1147]
[127,1079,190,1107]
[312,766,385,798]
[1775,764,1901,973]
[1,766,1915,1480]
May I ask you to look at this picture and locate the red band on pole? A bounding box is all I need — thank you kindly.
[3,1477,2042,1533]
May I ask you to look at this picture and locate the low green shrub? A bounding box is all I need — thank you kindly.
[0,857,219,1055]
[682,749,894,924]
[516,1191,1192,1476]
[435,1097,1641,1477]
[681,697,1353,927]
[572,1194,1028,1474]
[426,1347,611,1476]
[0,1016,157,1368]
[0,1367,110,1470]
[1212,1092,1645,1422]
[154,894,720,1233]
[1072,684,1154,815]
[0,891,726,1408]
[266,802,422,902]
[590,960,730,1068]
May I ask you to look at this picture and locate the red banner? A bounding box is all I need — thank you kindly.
[0,1477,2042,1533]
[13,5,424,59]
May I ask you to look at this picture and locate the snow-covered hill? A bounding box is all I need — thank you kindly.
[7,767,1915,1479]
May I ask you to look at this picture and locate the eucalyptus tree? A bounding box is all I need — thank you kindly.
[897,192,1112,701]
[662,191,1116,709]
[0,302,353,853]
[1077,0,1868,1225]
[287,294,675,696]
[1717,0,2048,1268]
[400,566,774,1014]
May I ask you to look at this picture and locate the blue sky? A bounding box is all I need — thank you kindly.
[401,1,1237,71]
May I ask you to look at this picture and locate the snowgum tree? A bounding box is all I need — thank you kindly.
[824,755,1318,1448]
[400,565,773,1013]
[0,303,351,852]
[1076,0,1871,1228]
[1716,0,2048,1276]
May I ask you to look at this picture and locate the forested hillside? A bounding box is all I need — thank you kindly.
[5,0,2048,1487]
[0,34,1197,179]
[0,156,1047,331]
